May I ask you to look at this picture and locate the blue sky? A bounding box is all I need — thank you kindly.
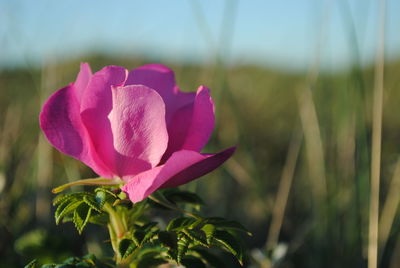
[1,0,399,71]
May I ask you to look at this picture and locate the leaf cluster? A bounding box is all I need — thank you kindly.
[121,216,248,267]
[117,190,250,267]
[53,188,120,234]
[51,187,249,267]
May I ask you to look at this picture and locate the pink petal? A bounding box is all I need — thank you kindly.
[74,63,92,99]
[108,85,169,177]
[126,64,175,98]
[125,64,195,123]
[80,65,128,176]
[122,147,236,203]
[40,84,113,178]
[180,86,215,151]
[162,86,215,161]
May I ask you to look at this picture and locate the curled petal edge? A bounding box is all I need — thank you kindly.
[122,147,236,203]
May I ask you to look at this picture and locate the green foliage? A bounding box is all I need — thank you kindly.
[51,186,248,267]
[117,190,249,267]
[53,188,120,234]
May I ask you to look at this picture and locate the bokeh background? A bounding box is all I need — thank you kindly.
[1,0,400,267]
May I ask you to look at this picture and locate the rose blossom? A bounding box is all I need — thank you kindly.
[40,63,235,202]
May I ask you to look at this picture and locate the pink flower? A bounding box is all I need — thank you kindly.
[40,63,235,202]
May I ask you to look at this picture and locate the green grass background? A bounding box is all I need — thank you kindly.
[1,55,400,267]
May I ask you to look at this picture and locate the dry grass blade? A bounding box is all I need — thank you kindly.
[266,128,302,251]
[368,0,386,267]
[379,159,400,254]
[296,85,327,202]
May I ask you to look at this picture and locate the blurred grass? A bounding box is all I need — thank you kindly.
[1,54,400,267]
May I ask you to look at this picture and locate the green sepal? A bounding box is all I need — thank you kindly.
[52,177,122,194]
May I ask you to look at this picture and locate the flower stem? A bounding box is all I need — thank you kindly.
[103,202,127,266]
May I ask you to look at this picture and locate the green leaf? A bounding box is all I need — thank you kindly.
[158,231,178,249]
[119,239,136,259]
[55,200,84,224]
[167,217,197,231]
[213,230,244,265]
[88,213,109,226]
[73,204,92,234]
[132,229,157,247]
[181,256,206,268]
[139,222,158,232]
[24,259,37,268]
[141,230,157,246]
[201,224,216,244]
[182,229,208,247]
[177,234,190,264]
[132,230,145,246]
[83,194,102,212]
[191,248,226,268]
[206,218,251,235]
[53,192,87,206]
[123,243,137,259]
[52,193,68,206]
